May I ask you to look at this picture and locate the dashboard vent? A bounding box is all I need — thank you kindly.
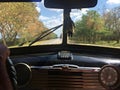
[28,66,105,90]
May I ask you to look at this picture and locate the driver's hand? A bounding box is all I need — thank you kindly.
[0,44,13,90]
[0,44,10,64]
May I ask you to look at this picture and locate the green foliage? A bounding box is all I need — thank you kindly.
[103,6,120,43]
[72,7,120,45]
[47,33,57,39]
[72,10,105,44]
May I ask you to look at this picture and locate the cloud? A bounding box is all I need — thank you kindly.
[41,0,44,4]
[71,9,89,21]
[39,15,63,36]
[37,1,63,35]
[36,6,41,13]
[35,2,42,13]
[106,9,110,12]
[39,15,49,21]
[39,15,63,28]
[107,0,120,4]
[49,9,63,13]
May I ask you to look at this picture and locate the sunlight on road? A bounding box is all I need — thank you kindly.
[32,38,62,45]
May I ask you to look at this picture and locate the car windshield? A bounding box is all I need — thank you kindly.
[0,0,120,48]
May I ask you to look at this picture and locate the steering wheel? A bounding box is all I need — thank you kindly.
[6,57,17,90]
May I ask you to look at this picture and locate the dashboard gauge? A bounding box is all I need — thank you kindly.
[99,65,120,89]
[15,63,31,87]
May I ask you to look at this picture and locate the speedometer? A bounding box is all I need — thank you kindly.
[99,65,120,90]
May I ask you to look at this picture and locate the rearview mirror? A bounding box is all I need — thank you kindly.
[0,0,41,2]
[44,0,97,9]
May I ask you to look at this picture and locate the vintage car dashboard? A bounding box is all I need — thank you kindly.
[10,45,120,90]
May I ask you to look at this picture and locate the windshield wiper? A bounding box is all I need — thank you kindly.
[18,28,57,46]
[29,24,63,46]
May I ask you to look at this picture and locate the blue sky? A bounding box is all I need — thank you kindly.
[36,0,120,36]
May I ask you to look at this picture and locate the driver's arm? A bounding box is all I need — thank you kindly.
[0,44,13,90]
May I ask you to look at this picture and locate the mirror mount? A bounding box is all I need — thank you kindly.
[62,9,75,45]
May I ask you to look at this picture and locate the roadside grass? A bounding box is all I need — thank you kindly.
[9,40,120,49]
[9,39,61,48]
[69,40,120,48]
[9,41,44,48]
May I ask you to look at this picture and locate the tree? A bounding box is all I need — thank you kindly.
[73,10,104,44]
[103,6,120,43]
[0,2,45,46]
